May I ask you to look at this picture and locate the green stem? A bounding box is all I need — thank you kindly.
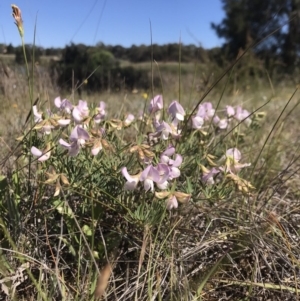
[20,36,34,193]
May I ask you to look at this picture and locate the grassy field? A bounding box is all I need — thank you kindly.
[0,56,300,301]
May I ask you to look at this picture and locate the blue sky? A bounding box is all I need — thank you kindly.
[0,0,225,48]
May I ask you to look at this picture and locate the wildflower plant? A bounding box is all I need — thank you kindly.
[5,93,248,232]
[24,94,256,214]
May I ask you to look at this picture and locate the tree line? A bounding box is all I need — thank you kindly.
[0,42,216,64]
[0,42,217,93]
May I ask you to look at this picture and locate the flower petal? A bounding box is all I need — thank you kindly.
[156,163,170,184]
[162,146,175,157]
[54,96,62,108]
[31,146,42,157]
[166,195,178,210]
[140,165,160,182]
[59,138,71,148]
[68,143,80,156]
[156,180,169,190]
[226,105,235,117]
[143,179,154,192]
[226,148,241,162]
[31,146,51,161]
[168,101,185,121]
[172,154,183,167]
[149,95,163,114]
[170,167,180,179]
[192,116,204,129]
[57,119,71,126]
[91,141,102,156]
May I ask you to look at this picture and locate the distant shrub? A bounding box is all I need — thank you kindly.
[111,66,158,91]
[14,44,42,64]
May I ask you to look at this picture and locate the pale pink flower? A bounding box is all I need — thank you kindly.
[31,146,51,162]
[224,148,251,174]
[234,106,251,126]
[197,102,215,120]
[94,101,106,123]
[166,195,178,210]
[156,191,191,210]
[72,100,89,123]
[33,105,42,123]
[54,97,73,114]
[153,121,181,140]
[57,119,71,127]
[226,148,241,161]
[201,166,220,185]
[124,114,135,127]
[91,141,102,156]
[149,95,163,114]
[191,115,204,129]
[213,116,228,129]
[168,101,185,122]
[121,167,141,190]
[160,146,182,180]
[42,124,55,135]
[152,112,161,128]
[155,163,171,190]
[140,165,161,192]
[59,125,90,156]
[226,105,235,117]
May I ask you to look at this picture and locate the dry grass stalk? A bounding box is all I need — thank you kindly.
[11,4,24,37]
[94,262,113,299]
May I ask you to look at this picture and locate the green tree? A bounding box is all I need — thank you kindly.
[45,47,62,56]
[212,0,285,59]
[212,0,300,74]
[281,0,300,71]
[86,48,118,90]
[56,43,119,93]
[56,43,87,93]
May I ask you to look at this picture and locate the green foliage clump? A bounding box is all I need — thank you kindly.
[14,44,42,64]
